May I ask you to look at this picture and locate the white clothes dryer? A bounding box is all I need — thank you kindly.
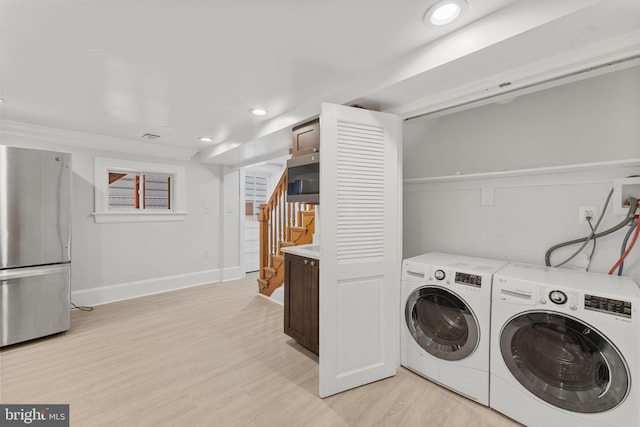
[490,263,640,427]
[401,252,508,406]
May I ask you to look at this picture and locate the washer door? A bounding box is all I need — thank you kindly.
[500,311,629,413]
[405,286,479,361]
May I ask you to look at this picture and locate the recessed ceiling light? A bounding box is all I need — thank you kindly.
[199,137,214,143]
[250,108,267,116]
[424,0,468,26]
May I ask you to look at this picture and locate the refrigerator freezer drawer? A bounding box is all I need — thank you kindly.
[1,265,70,346]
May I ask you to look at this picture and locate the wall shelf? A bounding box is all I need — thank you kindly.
[403,158,640,185]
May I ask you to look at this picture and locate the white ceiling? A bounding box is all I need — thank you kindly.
[1,0,639,166]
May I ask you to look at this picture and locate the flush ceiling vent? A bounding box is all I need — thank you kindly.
[141,133,160,140]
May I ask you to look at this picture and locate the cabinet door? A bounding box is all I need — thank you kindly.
[319,103,401,398]
[308,259,319,354]
[291,118,320,157]
[284,254,310,345]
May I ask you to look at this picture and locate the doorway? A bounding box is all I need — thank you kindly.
[242,158,287,274]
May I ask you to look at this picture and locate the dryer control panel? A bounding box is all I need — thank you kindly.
[585,294,632,318]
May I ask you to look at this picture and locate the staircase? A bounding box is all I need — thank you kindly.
[258,170,315,296]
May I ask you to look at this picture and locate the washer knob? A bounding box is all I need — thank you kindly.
[549,290,568,305]
[434,269,446,280]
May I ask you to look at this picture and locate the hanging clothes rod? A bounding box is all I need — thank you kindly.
[405,54,640,122]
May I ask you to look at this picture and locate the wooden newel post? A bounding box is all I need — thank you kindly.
[258,204,269,281]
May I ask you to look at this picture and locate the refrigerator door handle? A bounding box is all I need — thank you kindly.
[0,265,70,281]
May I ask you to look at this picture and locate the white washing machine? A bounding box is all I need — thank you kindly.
[490,263,640,427]
[401,252,508,406]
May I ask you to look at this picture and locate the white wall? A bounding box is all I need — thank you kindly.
[403,66,640,283]
[222,166,243,281]
[1,124,243,306]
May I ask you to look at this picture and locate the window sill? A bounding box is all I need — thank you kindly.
[92,211,187,224]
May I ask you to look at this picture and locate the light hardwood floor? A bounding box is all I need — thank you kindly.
[0,274,521,426]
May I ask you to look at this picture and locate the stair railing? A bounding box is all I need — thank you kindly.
[258,169,313,286]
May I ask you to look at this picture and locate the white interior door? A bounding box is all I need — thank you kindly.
[319,103,402,398]
[243,174,267,273]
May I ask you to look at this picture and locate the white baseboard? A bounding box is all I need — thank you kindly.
[221,266,244,282]
[71,268,224,307]
[269,286,284,306]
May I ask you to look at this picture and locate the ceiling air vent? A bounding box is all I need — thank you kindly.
[141,133,160,140]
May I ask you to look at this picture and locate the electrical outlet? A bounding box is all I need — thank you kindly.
[203,249,210,258]
[579,206,597,224]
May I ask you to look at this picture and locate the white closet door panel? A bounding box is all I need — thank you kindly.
[335,118,385,261]
[319,103,401,398]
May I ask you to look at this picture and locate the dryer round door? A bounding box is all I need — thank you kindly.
[500,311,630,413]
[405,286,479,361]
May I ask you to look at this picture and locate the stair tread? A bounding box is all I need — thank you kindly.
[279,241,295,247]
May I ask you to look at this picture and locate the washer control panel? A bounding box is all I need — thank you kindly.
[585,294,632,318]
[536,286,579,310]
[549,290,568,305]
[434,269,446,280]
[455,272,482,287]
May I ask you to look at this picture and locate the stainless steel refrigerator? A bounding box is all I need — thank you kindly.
[0,146,72,346]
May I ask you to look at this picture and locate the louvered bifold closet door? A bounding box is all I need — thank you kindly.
[336,122,385,261]
[319,103,401,398]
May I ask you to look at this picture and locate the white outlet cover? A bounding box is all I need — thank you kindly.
[578,206,597,224]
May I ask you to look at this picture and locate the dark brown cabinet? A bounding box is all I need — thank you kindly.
[291,118,320,157]
[284,253,319,354]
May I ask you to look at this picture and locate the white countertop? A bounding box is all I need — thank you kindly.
[280,244,320,260]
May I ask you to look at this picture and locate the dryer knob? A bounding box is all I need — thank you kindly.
[434,269,446,280]
[549,290,568,305]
